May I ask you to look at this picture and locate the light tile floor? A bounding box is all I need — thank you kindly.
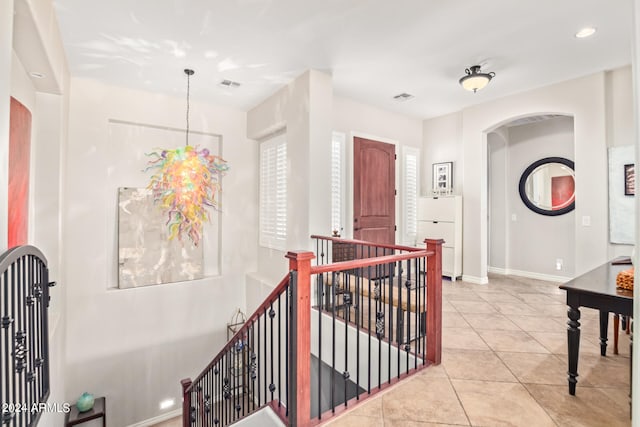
[325,274,632,427]
[154,274,632,427]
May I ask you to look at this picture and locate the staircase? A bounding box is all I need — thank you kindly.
[181,237,443,427]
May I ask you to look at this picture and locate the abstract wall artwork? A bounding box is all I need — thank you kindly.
[8,97,31,248]
[108,120,222,287]
[118,187,203,288]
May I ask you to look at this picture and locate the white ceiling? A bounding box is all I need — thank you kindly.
[51,0,633,119]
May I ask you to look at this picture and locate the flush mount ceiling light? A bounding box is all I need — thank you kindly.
[459,65,495,93]
[575,27,597,38]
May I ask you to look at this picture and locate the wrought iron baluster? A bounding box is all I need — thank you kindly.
[257,313,261,407]
[331,271,336,413]
[214,362,220,426]
[406,259,413,371]
[263,306,267,405]
[388,264,393,383]
[285,281,289,416]
[269,302,275,402]
[397,260,402,378]
[343,274,350,407]
[355,269,361,401]
[277,294,281,407]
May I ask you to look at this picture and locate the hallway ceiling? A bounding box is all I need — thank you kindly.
[52,0,633,119]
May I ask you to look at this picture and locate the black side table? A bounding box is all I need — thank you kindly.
[65,396,106,427]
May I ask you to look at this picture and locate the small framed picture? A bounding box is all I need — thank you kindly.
[432,162,453,193]
[624,163,635,196]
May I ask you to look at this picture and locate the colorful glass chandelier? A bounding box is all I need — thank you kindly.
[145,69,229,246]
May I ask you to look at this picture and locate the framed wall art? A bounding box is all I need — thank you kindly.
[432,161,453,193]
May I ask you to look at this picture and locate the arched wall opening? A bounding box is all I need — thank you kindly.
[459,72,609,284]
[486,114,576,280]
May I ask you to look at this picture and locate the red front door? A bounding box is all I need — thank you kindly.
[353,137,396,245]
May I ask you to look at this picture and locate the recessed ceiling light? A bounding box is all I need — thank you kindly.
[393,93,415,102]
[29,72,45,79]
[575,27,597,38]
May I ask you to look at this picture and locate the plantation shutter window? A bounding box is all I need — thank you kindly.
[330,132,346,235]
[259,133,287,250]
[402,147,420,245]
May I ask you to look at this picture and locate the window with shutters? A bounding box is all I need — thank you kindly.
[259,133,287,250]
[331,132,346,235]
[402,146,420,245]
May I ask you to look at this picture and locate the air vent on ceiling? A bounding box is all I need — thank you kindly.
[219,79,241,88]
[393,93,415,102]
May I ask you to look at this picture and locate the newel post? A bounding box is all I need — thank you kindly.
[181,378,192,427]
[425,239,443,364]
[285,251,315,427]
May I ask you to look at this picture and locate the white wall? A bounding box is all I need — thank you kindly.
[502,117,575,277]
[247,70,333,287]
[0,0,14,251]
[425,72,614,282]
[605,66,636,259]
[332,95,424,239]
[422,112,463,196]
[8,1,70,424]
[64,78,257,426]
[333,96,423,151]
[487,131,508,270]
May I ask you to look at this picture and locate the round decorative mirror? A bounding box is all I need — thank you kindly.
[518,157,575,216]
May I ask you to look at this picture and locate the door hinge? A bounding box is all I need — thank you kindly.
[394,225,397,231]
[395,154,397,160]
[394,189,397,196]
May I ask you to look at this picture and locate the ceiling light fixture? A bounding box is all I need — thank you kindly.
[145,68,229,246]
[29,72,45,79]
[575,27,597,38]
[459,65,495,93]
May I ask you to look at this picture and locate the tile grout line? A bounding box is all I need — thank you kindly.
[455,278,563,426]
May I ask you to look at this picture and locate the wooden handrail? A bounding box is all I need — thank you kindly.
[182,237,443,427]
[185,273,291,389]
[311,234,423,253]
[310,249,432,275]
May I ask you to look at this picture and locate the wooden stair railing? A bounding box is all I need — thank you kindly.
[182,238,442,427]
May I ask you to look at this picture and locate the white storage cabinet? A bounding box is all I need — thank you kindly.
[417,196,462,281]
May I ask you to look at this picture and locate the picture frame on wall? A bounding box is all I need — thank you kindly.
[625,163,635,196]
[432,162,453,194]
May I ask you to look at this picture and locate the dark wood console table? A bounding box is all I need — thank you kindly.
[559,261,633,395]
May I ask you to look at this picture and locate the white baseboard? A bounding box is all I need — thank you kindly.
[127,409,181,427]
[461,275,489,285]
[488,266,571,283]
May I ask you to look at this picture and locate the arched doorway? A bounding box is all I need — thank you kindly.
[486,114,576,280]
